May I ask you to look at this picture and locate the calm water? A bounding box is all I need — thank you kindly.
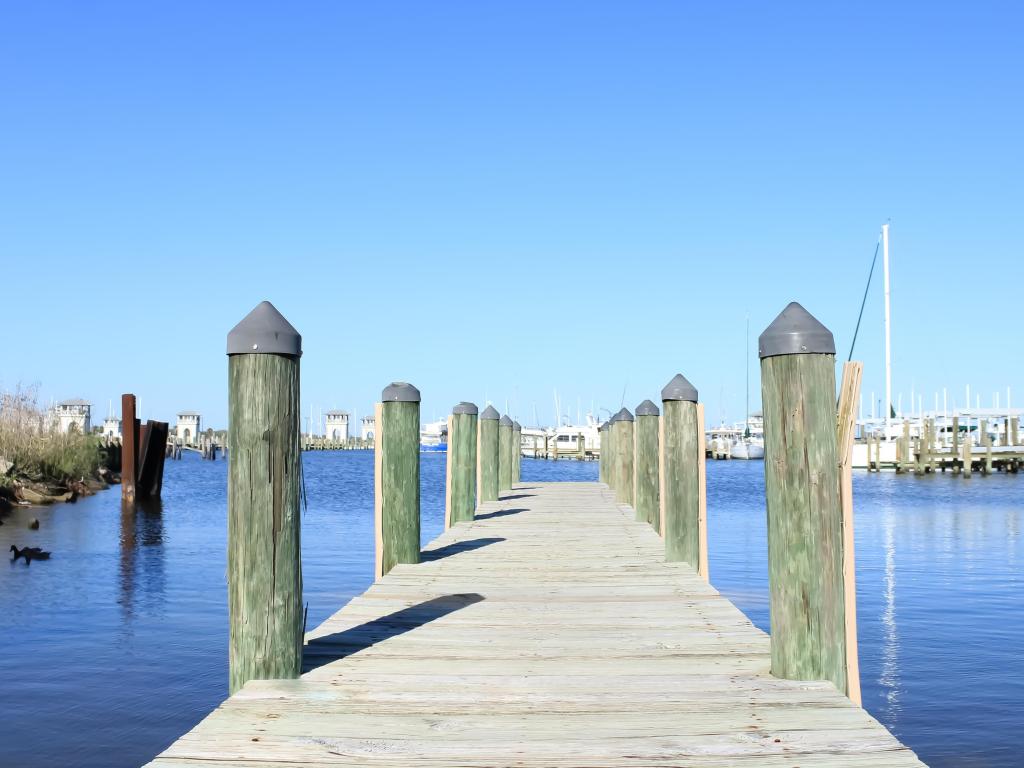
[1,454,1021,767]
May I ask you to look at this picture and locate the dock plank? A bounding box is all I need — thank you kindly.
[148,482,924,767]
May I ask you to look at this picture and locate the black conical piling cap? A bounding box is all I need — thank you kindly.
[759,302,835,358]
[499,415,513,427]
[661,374,698,402]
[635,399,659,416]
[227,301,302,356]
[611,407,634,423]
[453,402,478,415]
[382,382,420,402]
[513,421,521,431]
[480,405,500,420]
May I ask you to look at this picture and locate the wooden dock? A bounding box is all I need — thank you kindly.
[147,482,923,767]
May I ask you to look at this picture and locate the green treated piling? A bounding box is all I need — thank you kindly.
[759,302,847,695]
[498,415,514,492]
[661,374,700,565]
[478,406,500,502]
[448,402,478,525]
[634,399,660,529]
[378,382,421,576]
[598,422,608,483]
[611,408,634,505]
[226,301,303,694]
[512,420,522,482]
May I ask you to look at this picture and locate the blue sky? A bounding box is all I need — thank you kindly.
[2,2,1021,429]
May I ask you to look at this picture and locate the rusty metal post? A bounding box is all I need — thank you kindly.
[121,393,137,503]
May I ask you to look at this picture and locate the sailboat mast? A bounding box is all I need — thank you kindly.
[745,315,750,438]
[883,222,892,440]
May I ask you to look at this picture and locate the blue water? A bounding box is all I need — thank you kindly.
[1,454,1020,767]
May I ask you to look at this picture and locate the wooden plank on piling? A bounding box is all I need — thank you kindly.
[836,361,863,707]
[373,402,384,580]
[444,415,454,530]
[148,482,924,768]
[696,403,708,582]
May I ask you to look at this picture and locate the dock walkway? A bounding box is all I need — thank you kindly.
[149,482,923,767]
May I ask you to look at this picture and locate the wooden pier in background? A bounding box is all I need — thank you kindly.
[147,482,922,767]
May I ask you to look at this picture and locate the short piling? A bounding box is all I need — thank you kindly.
[611,408,634,505]
[121,393,138,503]
[225,301,303,694]
[478,406,500,502]
[375,382,421,578]
[759,302,847,696]
[634,400,660,529]
[512,421,522,482]
[661,374,700,565]
[446,402,478,528]
[498,415,514,492]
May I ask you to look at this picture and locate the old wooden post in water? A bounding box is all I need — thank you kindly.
[759,302,848,696]
[446,402,478,527]
[498,415,514,492]
[478,406,500,502]
[634,400,660,529]
[375,382,421,578]
[121,393,138,503]
[226,301,303,694]
[611,408,634,505]
[661,374,700,565]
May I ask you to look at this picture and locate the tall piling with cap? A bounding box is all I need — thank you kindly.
[498,415,514,492]
[611,408,634,505]
[446,402,478,527]
[226,301,303,694]
[759,302,847,696]
[661,374,700,565]
[374,382,421,579]
[478,406,500,502]
[634,400,660,529]
[512,421,522,482]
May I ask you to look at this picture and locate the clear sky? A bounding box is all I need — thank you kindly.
[2,2,1021,430]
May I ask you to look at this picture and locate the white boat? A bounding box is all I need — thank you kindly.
[730,413,764,460]
[420,418,448,452]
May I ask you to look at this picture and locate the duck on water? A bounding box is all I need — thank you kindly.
[10,545,50,563]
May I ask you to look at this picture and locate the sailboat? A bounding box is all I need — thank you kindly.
[731,315,765,460]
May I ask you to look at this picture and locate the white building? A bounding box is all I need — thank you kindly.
[325,410,349,442]
[361,415,375,441]
[102,417,121,439]
[51,399,92,434]
[176,411,201,445]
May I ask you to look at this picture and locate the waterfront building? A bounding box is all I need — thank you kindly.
[102,417,121,439]
[176,411,201,445]
[361,414,375,441]
[50,399,92,434]
[325,410,349,442]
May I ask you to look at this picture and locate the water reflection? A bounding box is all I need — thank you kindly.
[879,503,901,725]
[119,498,166,621]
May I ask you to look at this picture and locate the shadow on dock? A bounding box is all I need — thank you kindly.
[499,493,535,501]
[302,593,484,672]
[473,507,527,521]
[420,537,505,561]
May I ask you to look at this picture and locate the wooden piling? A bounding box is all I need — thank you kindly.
[121,393,137,503]
[661,374,700,566]
[478,406,500,502]
[634,400,660,529]
[447,402,478,527]
[962,429,972,477]
[225,301,303,694]
[376,382,421,578]
[498,415,514,492]
[611,408,634,505]
[604,421,615,488]
[513,421,522,482]
[758,302,847,696]
[598,422,608,483]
